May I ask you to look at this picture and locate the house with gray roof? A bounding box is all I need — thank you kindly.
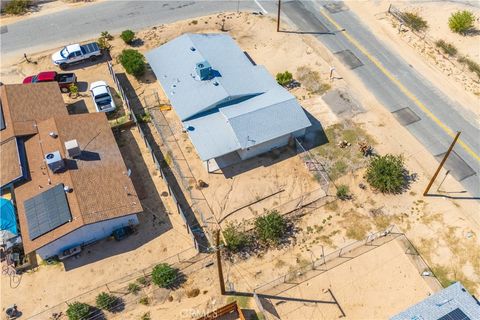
[390,282,480,320]
[146,33,311,171]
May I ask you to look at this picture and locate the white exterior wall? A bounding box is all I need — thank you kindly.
[36,214,139,259]
[236,128,306,160]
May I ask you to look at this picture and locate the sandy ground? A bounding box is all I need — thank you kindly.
[1,9,479,320]
[347,0,480,116]
[0,0,102,26]
[266,238,433,320]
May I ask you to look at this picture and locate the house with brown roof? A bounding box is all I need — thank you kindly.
[1,83,142,259]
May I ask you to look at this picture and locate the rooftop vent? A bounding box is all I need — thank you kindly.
[49,132,58,138]
[190,47,196,51]
[45,151,65,173]
[195,61,212,81]
[64,139,81,158]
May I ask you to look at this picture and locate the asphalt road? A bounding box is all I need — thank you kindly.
[0,0,276,60]
[1,0,478,196]
[281,0,479,197]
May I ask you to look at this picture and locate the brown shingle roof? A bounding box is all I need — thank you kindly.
[15,112,142,253]
[0,137,22,187]
[0,83,141,253]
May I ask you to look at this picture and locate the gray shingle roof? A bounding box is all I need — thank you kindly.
[390,282,480,320]
[147,33,311,160]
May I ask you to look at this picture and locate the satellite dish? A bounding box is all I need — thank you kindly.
[127,168,131,177]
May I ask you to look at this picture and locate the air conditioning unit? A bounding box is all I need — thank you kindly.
[45,151,65,173]
[64,139,81,158]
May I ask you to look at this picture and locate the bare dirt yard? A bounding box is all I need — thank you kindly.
[1,8,479,320]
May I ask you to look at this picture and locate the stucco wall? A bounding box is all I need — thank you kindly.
[36,214,139,259]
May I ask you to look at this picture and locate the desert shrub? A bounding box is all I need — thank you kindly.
[152,263,178,288]
[139,296,150,305]
[141,312,151,320]
[66,302,90,320]
[101,31,113,40]
[434,40,458,56]
[458,56,480,78]
[255,210,287,245]
[336,185,350,200]
[401,12,428,32]
[120,29,135,44]
[448,10,475,35]
[96,292,117,310]
[296,66,331,94]
[223,222,249,252]
[366,154,406,194]
[186,288,200,298]
[276,71,293,86]
[136,276,149,286]
[118,49,145,77]
[3,0,31,15]
[128,282,141,295]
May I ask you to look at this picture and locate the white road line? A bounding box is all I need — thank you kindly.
[254,0,268,14]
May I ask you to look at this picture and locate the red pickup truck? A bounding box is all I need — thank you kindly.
[23,71,77,93]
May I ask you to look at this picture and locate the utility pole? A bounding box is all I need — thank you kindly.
[216,230,226,295]
[423,132,461,196]
[277,0,281,32]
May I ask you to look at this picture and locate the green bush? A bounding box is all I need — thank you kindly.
[366,154,406,194]
[118,49,145,77]
[223,222,249,252]
[120,29,135,44]
[336,185,350,200]
[152,263,178,288]
[458,56,480,78]
[276,71,293,86]
[141,312,151,320]
[434,40,458,56]
[128,282,141,295]
[95,292,117,310]
[66,302,90,320]
[101,31,113,41]
[401,12,428,32]
[255,210,287,245]
[448,10,475,34]
[3,0,31,15]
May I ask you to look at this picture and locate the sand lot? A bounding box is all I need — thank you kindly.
[262,238,434,320]
[1,8,479,319]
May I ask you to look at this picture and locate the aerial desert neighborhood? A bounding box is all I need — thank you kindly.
[0,0,479,319]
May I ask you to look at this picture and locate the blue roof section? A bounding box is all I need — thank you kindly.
[147,33,311,160]
[390,282,480,320]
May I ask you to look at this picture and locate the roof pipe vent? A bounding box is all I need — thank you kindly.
[190,47,196,51]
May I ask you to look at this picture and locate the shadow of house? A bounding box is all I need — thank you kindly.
[113,72,210,252]
[63,128,173,270]
[301,109,329,151]
[67,100,89,115]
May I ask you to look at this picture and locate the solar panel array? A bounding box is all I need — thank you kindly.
[24,184,72,240]
[437,308,471,320]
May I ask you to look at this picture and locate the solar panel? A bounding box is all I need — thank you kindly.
[437,308,471,320]
[24,184,72,240]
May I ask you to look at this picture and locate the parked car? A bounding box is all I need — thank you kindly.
[90,81,116,113]
[51,42,102,70]
[23,71,77,93]
[112,226,134,241]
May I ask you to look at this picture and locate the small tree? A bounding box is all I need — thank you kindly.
[223,222,249,252]
[401,12,428,32]
[366,154,406,194]
[276,71,293,86]
[118,49,145,77]
[255,210,287,245]
[66,302,90,320]
[336,185,351,200]
[120,29,135,44]
[152,263,178,288]
[95,292,117,311]
[448,10,475,35]
[3,0,31,15]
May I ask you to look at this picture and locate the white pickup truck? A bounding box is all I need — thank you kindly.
[51,43,102,70]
